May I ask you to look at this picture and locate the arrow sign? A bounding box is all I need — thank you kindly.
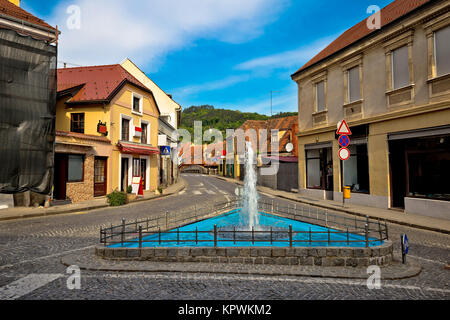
[337,120,352,135]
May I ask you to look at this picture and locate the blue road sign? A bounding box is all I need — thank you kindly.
[160,146,171,156]
[403,234,409,254]
[338,135,350,148]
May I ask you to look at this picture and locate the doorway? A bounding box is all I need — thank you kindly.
[140,159,147,190]
[94,157,107,197]
[54,153,68,200]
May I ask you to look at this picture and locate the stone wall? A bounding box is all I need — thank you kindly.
[66,155,95,202]
[96,240,394,267]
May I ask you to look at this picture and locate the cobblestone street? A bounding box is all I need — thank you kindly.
[0,175,449,300]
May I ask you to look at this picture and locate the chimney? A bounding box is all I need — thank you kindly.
[8,0,20,6]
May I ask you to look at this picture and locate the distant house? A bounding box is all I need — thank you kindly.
[227,115,299,192]
[0,0,59,208]
[291,0,450,218]
[55,64,160,202]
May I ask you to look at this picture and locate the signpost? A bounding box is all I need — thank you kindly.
[401,234,409,264]
[337,120,352,206]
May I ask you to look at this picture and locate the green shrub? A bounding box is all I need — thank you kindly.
[157,186,163,194]
[126,185,133,194]
[106,190,127,206]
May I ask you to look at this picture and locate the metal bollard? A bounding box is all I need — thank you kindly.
[138,225,142,248]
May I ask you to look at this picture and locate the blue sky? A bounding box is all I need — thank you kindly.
[24,0,393,115]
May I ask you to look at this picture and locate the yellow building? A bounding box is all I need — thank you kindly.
[55,64,160,202]
[291,0,450,219]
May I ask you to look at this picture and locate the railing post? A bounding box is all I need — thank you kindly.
[177,228,180,245]
[309,227,312,246]
[252,226,255,245]
[165,211,169,230]
[139,225,143,248]
[233,226,236,245]
[384,220,389,240]
[325,209,328,227]
[214,225,217,248]
[121,218,125,247]
[378,218,382,242]
[196,227,198,245]
[100,226,104,246]
[365,224,369,248]
[289,225,293,248]
[271,200,274,213]
[346,227,349,246]
[327,229,330,245]
[158,227,161,245]
[366,215,369,230]
[270,227,273,245]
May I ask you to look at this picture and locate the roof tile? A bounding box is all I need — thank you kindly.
[0,0,56,31]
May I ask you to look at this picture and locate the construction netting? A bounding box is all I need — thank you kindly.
[0,27,57,194]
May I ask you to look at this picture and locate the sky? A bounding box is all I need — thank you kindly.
[23,0,393,115]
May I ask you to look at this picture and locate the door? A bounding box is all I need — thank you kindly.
[54,154,67,200]
[94,157,107,197]
[140,159,147,191]
[121,158,129,192]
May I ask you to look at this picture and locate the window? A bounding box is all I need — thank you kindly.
[121,118,130,141]
[70,113,84,133]
[315,81,326,112]
[348,66,361,102]
[306,147,332,190]
[141,123,148,144]
[435,25,450,76]
[68,155,83,182]
[342,144,370,193]
[132,94,142,114]
[392,45,410,89]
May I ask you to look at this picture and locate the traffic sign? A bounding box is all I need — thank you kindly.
[337,120,352,135]
[338,135,350,148]
[339,148,350,161]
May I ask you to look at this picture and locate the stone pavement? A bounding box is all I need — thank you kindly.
[0,178,186,222]
[61,248,422,280]
[214,176,450,234]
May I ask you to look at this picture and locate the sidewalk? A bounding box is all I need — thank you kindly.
[214,176,450,234]
[0,178,186,222]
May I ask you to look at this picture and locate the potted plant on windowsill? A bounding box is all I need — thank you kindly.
[126,185,136,203]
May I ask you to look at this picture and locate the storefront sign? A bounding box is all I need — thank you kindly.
[134,126,142,138]
[97,121,108,136]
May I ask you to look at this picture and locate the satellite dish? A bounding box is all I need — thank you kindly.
[286,143,294,153]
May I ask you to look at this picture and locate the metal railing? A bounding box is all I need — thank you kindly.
[100,198,388,248]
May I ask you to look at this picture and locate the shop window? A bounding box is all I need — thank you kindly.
[68,155,84,182]
[406,136,450,201]
[435,25,450,77]
[133,158,140,177]
[342,144,370,193]
[70,113,84,133]
[392,45,410,89]
[306,147,332,190]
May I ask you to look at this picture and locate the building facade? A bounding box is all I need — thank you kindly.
[120,58,182,187]
[55,64,160,202]
[291,0,450,219]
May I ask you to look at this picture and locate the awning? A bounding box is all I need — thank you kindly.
[118,142,160,155]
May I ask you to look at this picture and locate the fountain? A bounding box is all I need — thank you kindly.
[240,141,259,230]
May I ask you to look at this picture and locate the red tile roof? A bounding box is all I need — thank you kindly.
[57,64,153,104]
[292,0,431,77]
[0,0,56,31]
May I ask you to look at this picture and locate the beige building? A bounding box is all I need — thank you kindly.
[291,0,450,219]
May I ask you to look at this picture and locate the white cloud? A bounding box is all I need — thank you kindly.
[234,35,338,72]
[47,0,288,69]
[174,74,251,96]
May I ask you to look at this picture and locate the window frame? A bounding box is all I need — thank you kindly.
[67,154,84,183]
[70,113,85,134]
[131,92,143,115]
[140,120,150,145]
[120,114,132,142]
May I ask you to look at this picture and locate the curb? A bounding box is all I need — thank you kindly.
[213,176,450,235]
[60,249,422,280]
[0,178,186,223]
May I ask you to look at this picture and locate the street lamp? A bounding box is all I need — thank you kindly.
[270,90,280,116]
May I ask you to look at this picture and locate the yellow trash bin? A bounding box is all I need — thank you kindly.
[343,186,351,199]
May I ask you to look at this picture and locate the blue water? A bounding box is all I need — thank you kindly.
[110,210,382,248]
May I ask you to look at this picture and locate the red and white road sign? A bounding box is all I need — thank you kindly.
[337,120,352,135]
[339,148,350,161]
